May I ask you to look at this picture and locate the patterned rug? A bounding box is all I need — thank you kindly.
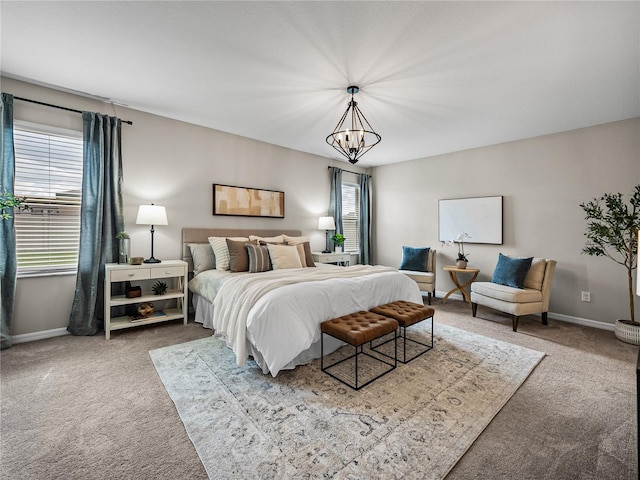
[150,322,544,479]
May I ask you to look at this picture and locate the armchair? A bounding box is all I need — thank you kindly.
[399,248,436,305]
[470,256,556,332]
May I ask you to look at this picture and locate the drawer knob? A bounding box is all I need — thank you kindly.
[165,270,171,274]
[128,273,134,277]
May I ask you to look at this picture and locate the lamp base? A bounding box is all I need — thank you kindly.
[144,257,161,264]
[322,249,331,253]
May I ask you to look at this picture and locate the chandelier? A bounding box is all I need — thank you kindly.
[325,86,381,164]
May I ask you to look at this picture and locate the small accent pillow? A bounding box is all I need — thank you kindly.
[267,244,303,269]
[491,254,534,289]
[399,246,430,272]
[188,243,216,276]
[208,236,249,271]
[287,240,316,267]
[247,244,272,273]
[226,238,257,273]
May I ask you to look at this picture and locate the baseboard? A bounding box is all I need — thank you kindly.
[434,290,614,331]
[9,300,615,346]
[12,327,69,344]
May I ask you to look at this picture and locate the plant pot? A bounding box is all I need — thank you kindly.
[456,260,467,269]
[614,319,640,345]
[335,245,343,253]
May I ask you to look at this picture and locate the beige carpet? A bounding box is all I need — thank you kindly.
[1,299,637,479]
[150,322,544,479]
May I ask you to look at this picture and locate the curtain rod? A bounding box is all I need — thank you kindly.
[327,166,371,177]
[14,96,133,125]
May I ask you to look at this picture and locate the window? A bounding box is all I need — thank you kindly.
[341,182,360,252]
[13,122,83,277]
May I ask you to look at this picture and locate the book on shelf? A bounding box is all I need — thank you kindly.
[129,311,167,322]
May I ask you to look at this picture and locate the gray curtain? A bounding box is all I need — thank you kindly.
[328,167,342,251]
[359,173,372,265]
[0,93,16,349]
[68,112,124,336]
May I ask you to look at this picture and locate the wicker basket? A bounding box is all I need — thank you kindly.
[614,319,640,345]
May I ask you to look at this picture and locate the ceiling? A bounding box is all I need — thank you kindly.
[1,1,639,167]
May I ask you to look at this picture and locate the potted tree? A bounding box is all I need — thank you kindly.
[580,184,639,344]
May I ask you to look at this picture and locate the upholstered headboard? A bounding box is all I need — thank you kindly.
[182,227,303,273]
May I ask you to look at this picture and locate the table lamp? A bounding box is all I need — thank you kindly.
[136,204,168,263]
[318,216,336,253]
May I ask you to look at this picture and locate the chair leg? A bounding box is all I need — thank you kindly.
[512,315,519,332]
[427,292,432,305]
[472,302,478,317]
[541,312,548,325]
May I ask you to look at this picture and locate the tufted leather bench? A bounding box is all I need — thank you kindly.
[370,300,434,363]
[321,311,399,390]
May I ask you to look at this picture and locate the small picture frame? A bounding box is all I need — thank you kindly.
[213,184,284,218]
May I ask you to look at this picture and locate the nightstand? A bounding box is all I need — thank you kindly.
[103,260,188,339]
[312,252,351,266]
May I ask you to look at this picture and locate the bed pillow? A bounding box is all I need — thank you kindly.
[226,238,257,273]
[188,243,216,275]
[286,240,315,267]
[399,246,430,272]
[249,234,285,244]
[246,244,272,273]
[208,236,249,271]
[282,235,310,245]
[267,244,303,269]
[491,253,533,289]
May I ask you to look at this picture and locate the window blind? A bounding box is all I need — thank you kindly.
[13,125,83,277]
[341,182,360,252]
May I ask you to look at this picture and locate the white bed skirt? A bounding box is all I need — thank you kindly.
[191,293,344,374]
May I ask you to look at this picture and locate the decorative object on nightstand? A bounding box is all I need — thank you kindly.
[331,233,345,253]
[116,231,130,264]
[318,216,336,253]
[152,281,168,295]
[124,281,141,298]
[136,204,168,264]
[580,185,639,344]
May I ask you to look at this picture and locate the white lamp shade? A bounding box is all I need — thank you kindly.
[318,216,336,230]
[136,204,168,226]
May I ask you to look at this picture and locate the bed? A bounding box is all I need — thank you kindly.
[183,228,423,376]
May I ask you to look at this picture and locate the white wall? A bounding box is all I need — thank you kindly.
[373,118,640,327]
[3,77,369,336]
[4,76,638,336]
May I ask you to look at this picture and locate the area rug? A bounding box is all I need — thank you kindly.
[149,323,544,479]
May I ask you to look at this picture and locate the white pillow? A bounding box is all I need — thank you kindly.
[267,244,303,269]
[249,234,285,243]
[282,235,310,245]
[208,236,248,271]
[188,243,216,276]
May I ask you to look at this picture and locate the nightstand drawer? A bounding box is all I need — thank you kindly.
[110,268,151,282]
[151,265,186,278]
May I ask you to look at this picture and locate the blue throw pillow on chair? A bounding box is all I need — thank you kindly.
[491,253,533,288]
[399,246,430,272]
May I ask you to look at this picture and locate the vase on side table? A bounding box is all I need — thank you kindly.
[456,260,467,269]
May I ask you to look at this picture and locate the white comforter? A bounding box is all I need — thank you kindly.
[211,265,422,376]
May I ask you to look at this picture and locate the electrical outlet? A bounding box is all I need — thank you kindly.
[581,291,591,302]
